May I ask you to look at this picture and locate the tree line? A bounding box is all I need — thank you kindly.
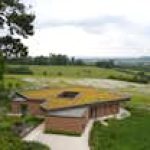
[6,53,85,66]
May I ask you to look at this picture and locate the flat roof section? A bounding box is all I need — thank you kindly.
[47,107,88,118]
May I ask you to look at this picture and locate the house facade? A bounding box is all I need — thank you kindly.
[11,87,130,134]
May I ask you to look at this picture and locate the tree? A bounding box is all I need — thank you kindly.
[49,53,70,65]
[0,0,35,89]
[74,59,84,65]
[95,59,115,68]
[0,0,35,58]
[0,36,28,58]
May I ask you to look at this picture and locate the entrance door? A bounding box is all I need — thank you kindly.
[20,104,28,116]
[90,106,97,118]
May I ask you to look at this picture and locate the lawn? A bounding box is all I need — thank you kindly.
[0,115,49,150]
[130,94,150,107]
[89,108,150,150]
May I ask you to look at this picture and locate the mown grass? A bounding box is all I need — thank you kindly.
[120,88,150,107]
[45,129,81,136]
[90,108,150,150]
[131,94,150,107]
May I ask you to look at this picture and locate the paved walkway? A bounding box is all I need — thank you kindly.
[23,120,94,150]
[23,108,130,150]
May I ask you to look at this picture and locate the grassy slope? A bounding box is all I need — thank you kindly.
[4,65,133,89]
[90,108,150,150]
[8,65,132,78]
[4,65,133,91]
[131,94,150,107]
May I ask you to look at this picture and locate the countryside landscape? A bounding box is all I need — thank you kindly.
[0,0,150,150]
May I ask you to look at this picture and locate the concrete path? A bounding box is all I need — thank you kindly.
[23,120,94,150]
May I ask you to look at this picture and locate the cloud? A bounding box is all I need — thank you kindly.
[22,0,150,57]
[37,16,128,28]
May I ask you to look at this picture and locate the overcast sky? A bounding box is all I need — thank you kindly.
[23,0,150,57]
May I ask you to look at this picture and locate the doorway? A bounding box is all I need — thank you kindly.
[90,106,97,118]
[20,104,28,115]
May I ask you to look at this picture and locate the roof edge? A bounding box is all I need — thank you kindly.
[42,96,131,112]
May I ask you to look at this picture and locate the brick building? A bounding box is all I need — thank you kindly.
[11,87,130,134]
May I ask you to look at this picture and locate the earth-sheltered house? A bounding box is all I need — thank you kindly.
[11,87,130,134]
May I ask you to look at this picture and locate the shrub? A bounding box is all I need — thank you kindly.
[0,116,48,150]
[22,115,43,126]
[43,71,47,76]
[57,71,63,76]
[7,82,13,89]
[0,133,49,150]
[15,83,21,88]
[6,66,33,75]
[108,74,149,84]
[23,141,49,150]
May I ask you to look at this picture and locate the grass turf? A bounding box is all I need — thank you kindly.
[89,108,150,150]
[45,129,81,136]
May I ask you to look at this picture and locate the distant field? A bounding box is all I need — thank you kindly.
[4,65,132,89]
[7,65,133,78]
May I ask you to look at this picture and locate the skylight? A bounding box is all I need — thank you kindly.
[58,91,79,99]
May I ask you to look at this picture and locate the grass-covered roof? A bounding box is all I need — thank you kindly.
[21,87,129,110]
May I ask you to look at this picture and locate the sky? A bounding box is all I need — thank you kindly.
[23,0,150,57]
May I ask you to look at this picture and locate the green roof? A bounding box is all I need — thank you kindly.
[21,87,129,110]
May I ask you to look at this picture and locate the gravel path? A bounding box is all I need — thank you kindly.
[23,120,94,150]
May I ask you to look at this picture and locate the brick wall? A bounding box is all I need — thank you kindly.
[45,112,88,133]
[43,102,120,133]
[11,101,22,114]
[97,102,119,117]
[11,100,44,116]
[89,102,120,118]
[12,100,120,133]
